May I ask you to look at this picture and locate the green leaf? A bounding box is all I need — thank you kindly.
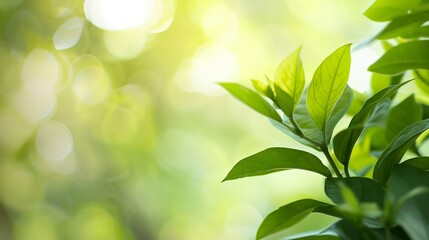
[274,47,305,117]
[293,90,323,145]
[401,25,429,38]
[256,199,332,240]
[385,94,422,141]
[333,81,410,167]
[324,220,409,240]
[375,10,429,39]
[223,147,331,182]
[251,79,275,101]
[369,41,429,75]
[220,82,282,122]
[388,164,429,240]
[270,119,320,149]
[325,86,353,143]
[324,178,385,206]
[307,44,351,137]
[373,118,429,185]
[401,157,429,171]
[370,73,403,95]
[364,0,422,22]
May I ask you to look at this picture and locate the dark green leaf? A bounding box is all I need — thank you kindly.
[401,157,429,171]
[274,47,305,117]
[324,177,385,206]
[373,119,429,185]
[324,220,410,240]
[333,81,410,166]
[376,10,429,39]
[325,86,353,143]
[223,147,331,182]
[385,94,422,141]
[256,199,332,240]
[220,82,282,122]
[369,41,429,75]
[307,44,351,137]
[388,164,429,240]
[364,0,422,22]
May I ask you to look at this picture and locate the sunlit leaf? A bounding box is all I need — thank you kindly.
[294,90,323,145]
[375,10,429,39]
[251,79,275,101]
[307,44,351,139]
[270,119,320,149]
[274,47,305,117]
[223,147,331,181]
[364,0,422,22]
[256,199,332,240]
[373,119,429,185]
[369,41,429,75]
[385,94,422,141]
[325,86,353,143]
[219,82,282,122]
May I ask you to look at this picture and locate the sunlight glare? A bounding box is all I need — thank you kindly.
[84,0,155,31]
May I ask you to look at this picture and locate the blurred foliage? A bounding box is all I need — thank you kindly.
[0,0,378,239]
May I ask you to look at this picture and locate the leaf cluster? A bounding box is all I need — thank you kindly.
[220,4,429,236]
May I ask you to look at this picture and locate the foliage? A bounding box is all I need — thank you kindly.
[221,1,429,239]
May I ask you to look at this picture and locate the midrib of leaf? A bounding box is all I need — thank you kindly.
[322,48,348,136]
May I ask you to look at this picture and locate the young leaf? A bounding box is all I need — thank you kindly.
[293,90,324,144]
[364,0,422,22]
[333,81,410,168]
[375,10,429,39]
[324,177,385,206]
[373,118,429,185]
[401,157,429,171]
[270,119,320,149]
[274,47,305,117]
[256,199,332,240]
[307,44,351,139]
[325,86,353,143]
[385,94,422,141]
[251,79,275,101]
[223,147,331,182]
[219,82,282,122]
[368,41,429,75]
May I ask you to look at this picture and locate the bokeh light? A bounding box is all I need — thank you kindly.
[0,0,381,239]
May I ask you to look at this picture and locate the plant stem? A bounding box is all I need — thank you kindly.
[321,146,343,178]
[385,227,392,240]
[344,165,351,178]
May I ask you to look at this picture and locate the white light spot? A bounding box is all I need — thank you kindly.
[21,49,60,96]
[349,48,379,93]
[53,17,84,50]
[84,0,155,31]
[13,88,56,122]
[36,121,73,163]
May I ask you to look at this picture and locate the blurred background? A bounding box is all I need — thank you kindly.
[0,0,378,239]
